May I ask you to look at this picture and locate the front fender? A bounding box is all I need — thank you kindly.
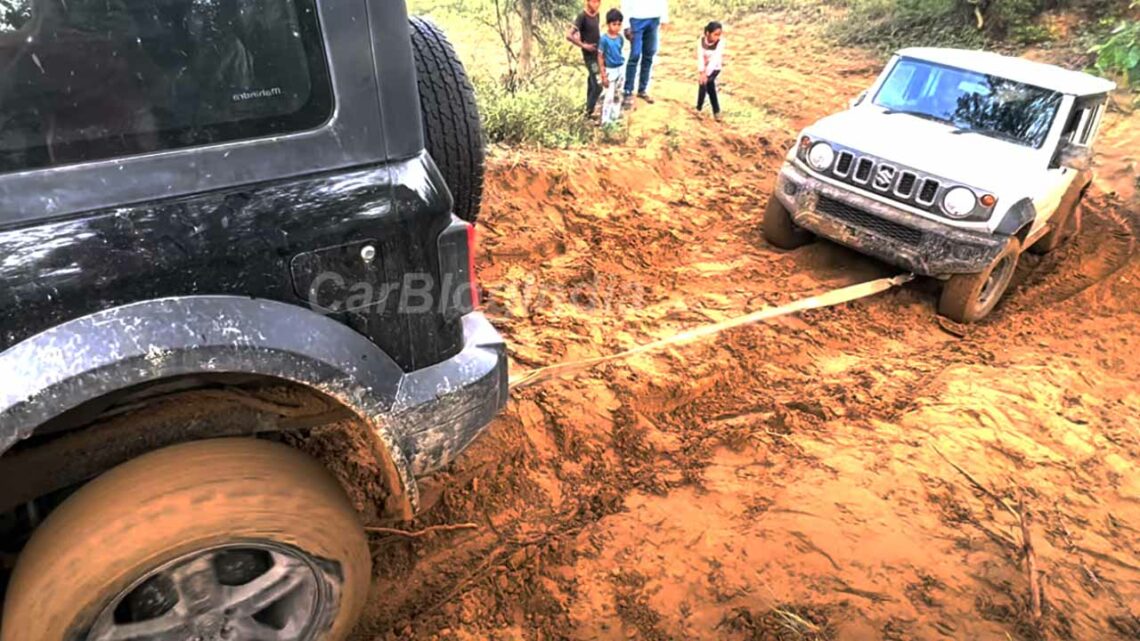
[994,198,1036,237]
[0,296,420,515]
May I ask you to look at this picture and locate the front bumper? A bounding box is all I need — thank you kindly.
[391,312,509,477]
[776,163,1006,276]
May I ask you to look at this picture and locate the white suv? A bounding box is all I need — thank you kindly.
[766,47,1116,322]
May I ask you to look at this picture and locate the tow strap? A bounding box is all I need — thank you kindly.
[509,273,915,391]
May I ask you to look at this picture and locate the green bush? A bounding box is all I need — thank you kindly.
[474,71,593,148]
[828,0,984,51]
[831,0,1133,52]
[1090,17,1140,87]
[677,0,827,20]
[984,0,1056,40]
[408,0,595,149]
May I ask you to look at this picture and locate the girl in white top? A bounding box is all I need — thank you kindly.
[696,21,725,120]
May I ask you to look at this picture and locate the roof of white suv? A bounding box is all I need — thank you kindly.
[896,47,1117,96]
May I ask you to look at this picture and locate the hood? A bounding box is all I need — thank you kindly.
[805,108,1044,194]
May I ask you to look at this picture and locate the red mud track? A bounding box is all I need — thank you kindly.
[353,12,1140,641]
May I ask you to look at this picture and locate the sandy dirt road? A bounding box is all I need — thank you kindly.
[353,11,1140,641]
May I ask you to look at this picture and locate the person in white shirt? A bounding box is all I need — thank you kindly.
[696,21,725,120]
[620,0,669,107]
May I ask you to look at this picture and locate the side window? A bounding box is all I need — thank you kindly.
[1060,107,1087,144]
[0,0,333,174]
[1079,103,1102,145]
[1061,98,1106,148]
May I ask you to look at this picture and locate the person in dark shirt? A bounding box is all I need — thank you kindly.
[566,0,603,120]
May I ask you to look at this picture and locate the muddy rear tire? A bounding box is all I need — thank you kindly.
[939,237,1021,324]
[1,439,371,641]
[762,197,813,250]
[410,16,485,223]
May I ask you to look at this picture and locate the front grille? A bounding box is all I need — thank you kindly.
[823,148,945,213]
[816,196,923,246]
[917,178,941,205]
[896,172,917,197]
[835,152,854,176]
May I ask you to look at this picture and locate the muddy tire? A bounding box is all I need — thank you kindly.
[762,197,813,250]
[410,16,485,223]
[1030,178,1090,255]
[939,238,1021,323]
[1,439,371,641]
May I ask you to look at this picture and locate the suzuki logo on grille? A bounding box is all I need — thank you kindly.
[873,166,896,191]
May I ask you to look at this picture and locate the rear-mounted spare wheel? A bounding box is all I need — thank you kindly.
[410,16,486,224]
[0,439,371,641]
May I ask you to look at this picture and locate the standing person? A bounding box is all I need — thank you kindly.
[696,21,725,121]
[620,0,668,108]
[598,9,627,126]
[567,0,603,119]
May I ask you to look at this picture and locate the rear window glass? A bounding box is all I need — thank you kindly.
[0,0,333,174]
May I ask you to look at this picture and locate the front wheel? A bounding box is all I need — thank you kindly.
[762,197,813,250]
[938,238,1021,323]
[1,439,371,641]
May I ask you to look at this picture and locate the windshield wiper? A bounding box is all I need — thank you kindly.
[950,126,1024,145]
[881,108,952,125]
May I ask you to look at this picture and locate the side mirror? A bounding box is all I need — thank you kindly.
[849,91,867,109]
[1055,141,1092,172]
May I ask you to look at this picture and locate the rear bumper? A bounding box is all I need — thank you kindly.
[776,163,1006,276]
[392,312,509,477]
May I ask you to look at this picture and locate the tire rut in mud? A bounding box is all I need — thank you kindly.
[1014,195,1140,310]
[349,19,1140,633]
[368,189,1140,639]
[356,384,666,638]
[757,192,1140,427]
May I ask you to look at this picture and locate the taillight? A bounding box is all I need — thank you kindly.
[466,222,480,310]
[437,217,478,318]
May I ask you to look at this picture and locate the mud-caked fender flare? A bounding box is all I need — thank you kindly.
[0,296,420,515]
[994,198,1037,238]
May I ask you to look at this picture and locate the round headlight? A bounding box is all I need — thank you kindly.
[942,186,978,219]
[807,142,835,171]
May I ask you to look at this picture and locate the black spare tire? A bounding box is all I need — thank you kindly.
[410,16,485,223]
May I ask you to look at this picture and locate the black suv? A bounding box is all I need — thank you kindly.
[0,1,507,638]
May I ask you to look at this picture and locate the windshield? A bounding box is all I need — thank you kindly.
[873,57,1062,148]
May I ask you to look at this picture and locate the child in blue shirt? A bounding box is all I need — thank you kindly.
[598,9,626,125]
